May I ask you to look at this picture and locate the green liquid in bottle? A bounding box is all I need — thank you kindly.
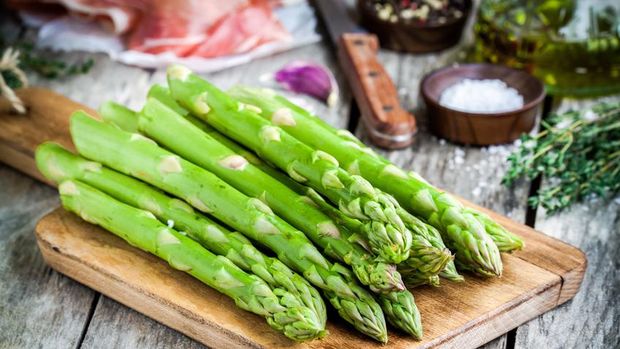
[473,0,620,97]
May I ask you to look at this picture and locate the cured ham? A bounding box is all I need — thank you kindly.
[7,0,291,58]
[7,0,140,33]
[191,0,290,58]
[125,0,249,56]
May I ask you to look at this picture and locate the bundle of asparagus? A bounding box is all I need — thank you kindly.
[35,64,525,344]
[99,91,423,338]
[36,143,327,330]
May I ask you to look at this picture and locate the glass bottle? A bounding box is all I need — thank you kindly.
[473,0,620,97]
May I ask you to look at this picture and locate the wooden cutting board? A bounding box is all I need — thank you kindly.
[1,88,587,348]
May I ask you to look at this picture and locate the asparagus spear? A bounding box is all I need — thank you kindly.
[287,170,462,286]
[399,271,441,288]
[166,66,412,264]
[36,142,327,328]
[465,209,524,252]
[176,132,424,335]
[228,86,510,276]
[55,179,325,341]
[395,207,458,284]
[101,99,424,338]
[69,112,388,342]
[439,259,466,282]
[377,290,422,338]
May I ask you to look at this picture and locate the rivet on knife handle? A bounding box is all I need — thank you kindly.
[338,33,417,149]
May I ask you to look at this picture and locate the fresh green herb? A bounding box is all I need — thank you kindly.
[503,102,620,214]
[0,68,21,89]
[0,39,94,89]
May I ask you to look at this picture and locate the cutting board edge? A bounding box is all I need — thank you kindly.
[420,276,561,349]
[556,251,587,305]
[460,198,587,304]
[0,142,52,186]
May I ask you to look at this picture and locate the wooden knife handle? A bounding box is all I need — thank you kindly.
[338,33,417,149]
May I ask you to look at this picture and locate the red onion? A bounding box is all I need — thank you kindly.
[274,61,339,106]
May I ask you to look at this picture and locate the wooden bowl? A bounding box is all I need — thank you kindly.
[357,0,472,53]
[421,64,545,145]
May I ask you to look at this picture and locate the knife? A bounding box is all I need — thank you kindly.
[313,0,417,149]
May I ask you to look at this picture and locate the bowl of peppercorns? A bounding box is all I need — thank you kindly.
[358,0,472,53]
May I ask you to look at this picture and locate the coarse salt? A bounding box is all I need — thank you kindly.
[439,79,524,113]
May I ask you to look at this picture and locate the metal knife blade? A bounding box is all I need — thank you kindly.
[313,0,365,43]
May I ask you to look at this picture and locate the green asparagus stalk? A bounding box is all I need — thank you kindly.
[228,86,463,281]
[228,86,510,276]
[101,98,424,338]
[147,84,191,117]
[99,100,139,132]
[179,131,424,336]
[378,290,422,338]
[395,207,459,284]
[36,142,327,328]
[166,66,412,264]
[399,270,441,288]
[439,260,466,282]
[301,184,451,287]
[69,112,388,342]
[55,179,324,341]
[280,159,462,285]
[464,209,524,252]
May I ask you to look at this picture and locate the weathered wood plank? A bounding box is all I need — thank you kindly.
[80,297,206,349]
[479,335,508,349]
[0,164,96,348]
[0,14,96,348]
[25,51,156,111]
[514,96,620,349]
[22,54,195,348]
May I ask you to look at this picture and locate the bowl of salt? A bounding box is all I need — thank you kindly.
[421,63,545,145]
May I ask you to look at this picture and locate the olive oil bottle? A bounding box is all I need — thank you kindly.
[473,0,620,97]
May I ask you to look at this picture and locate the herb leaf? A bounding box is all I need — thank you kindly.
[503,102,620,214]
[1,38,94,88]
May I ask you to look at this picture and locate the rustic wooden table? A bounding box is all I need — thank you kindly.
[0,10,618,349]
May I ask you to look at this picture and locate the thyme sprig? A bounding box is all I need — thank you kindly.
[503,102,620,214]
[0,39,94,89]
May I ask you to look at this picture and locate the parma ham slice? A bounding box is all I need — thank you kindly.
[191,0,290,58]
[7,0,291,58]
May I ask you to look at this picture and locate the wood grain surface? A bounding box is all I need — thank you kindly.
[0,88,93,185]
[0,166,96,348]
